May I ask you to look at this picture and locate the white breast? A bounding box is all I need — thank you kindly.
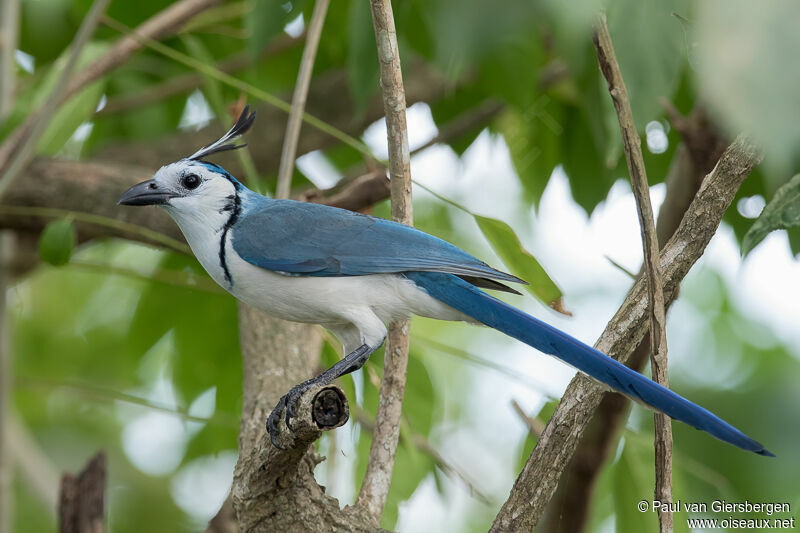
[165,204,470,350]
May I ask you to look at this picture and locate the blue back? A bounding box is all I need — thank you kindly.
[232,196,523,283]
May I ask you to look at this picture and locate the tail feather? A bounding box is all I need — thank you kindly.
[406,272,773,457]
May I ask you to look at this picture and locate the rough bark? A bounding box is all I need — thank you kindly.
[231,304,377,532]
[58,452,106,533]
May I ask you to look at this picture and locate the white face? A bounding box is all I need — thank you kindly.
[153,160,239,234]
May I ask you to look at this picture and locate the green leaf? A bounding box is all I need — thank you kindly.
[613,439,659,533]
[38,219,76,266]
[247,0,307,59]
[697,0,800,173]
[181,35,225,112]
[32,42,108,155]
[562,104,613,214]
[347,0,380,112]
[496,105,563,207]
[474,215,565,313]
[742,174,800,255]
[37,79,106,155]
[607,0,687,130]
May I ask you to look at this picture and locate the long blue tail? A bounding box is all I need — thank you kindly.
[405,272,773,456]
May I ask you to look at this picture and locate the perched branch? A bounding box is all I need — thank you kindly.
[355,0,413,522]
[490,136,762,532]
[238,383,348,474]
[59,452,106,533]
[276,0,330,198]
[231,305,375,532]
[593,13,673,532]
[0,0,222,172]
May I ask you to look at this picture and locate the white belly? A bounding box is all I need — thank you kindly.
[222,237,466,325]
[173,215,469,348]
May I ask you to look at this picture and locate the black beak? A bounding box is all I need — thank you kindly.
[118,179,176,206]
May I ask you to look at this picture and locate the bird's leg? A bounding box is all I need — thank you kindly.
[266,342,378,448]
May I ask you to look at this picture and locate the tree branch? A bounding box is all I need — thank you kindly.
[355,0,413,522]
[490,135,762,532]
[230,305,376,532]
[276,0,330,198]
[593,13,673,532]
[0,0,110,199]
[0,0,222,173]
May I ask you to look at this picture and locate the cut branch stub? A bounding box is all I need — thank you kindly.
[267,383,349,452]
[312,386,349,429]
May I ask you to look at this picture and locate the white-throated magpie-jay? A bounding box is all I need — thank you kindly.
[119,107,772,455]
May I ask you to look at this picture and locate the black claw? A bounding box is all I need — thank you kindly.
[284,386,305,431]
[266,395,288,449]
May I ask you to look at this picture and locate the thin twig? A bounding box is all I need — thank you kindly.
[276,0,330,198]
[0,0,110,200]
[0,0,19,119]
[0,205,190,254]
[593,13,673,532]
[490,136,762,532]
[0,0,222,173]
[14,376,238,426]
[0,234,13,533]
[355,0,413,522]
[543,138,714,532]
[352,406,490,504]
[7,414,60,514]
[511,400,545,438]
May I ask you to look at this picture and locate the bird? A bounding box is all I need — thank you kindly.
[119,106,772,456]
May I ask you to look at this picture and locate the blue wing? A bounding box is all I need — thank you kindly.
[231,199,523,283]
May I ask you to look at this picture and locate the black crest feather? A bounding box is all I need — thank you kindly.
[187,105,256,160]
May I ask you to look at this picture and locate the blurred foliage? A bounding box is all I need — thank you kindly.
[4,0,800,531]
[743,174,800,256]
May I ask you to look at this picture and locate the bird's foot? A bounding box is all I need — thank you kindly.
[265,380,315,449]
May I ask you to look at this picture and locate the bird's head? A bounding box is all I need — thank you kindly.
[118,106,256,217]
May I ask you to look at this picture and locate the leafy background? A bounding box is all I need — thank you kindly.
[3,0,800,531]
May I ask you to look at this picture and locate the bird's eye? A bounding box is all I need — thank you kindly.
[182,174,201,190]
